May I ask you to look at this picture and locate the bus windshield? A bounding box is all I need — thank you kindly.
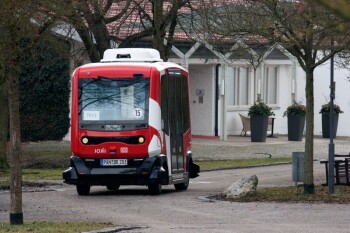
[78,77,149,131]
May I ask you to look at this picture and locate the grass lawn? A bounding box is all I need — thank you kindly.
[0,168,63,188]
[196,157,291,171]
[0,222,113,233]
[0,141,70,189]
[215,185,350,203]
[21,141,71,169]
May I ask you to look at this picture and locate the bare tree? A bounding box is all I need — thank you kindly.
[0,0,58,224]
[57,0,191,62]
[195,0,348,194]
[130,0,190,60]
[57,0,133,62]
[313,1,350,80]
[315,0,350,22]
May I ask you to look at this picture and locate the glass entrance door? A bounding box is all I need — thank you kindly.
[168,70,184,173]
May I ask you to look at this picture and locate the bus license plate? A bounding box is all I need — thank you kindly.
[100,159,127,166]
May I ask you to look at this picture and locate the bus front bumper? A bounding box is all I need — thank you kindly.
[63,155,166,186]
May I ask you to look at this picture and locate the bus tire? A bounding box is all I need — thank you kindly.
[148,183,161,195]
[76,184,90,196]
[106,185,120,191]
[174,173,189,191]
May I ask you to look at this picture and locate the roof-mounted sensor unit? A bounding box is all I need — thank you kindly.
[117,54,131,59]
[101,48,163,63]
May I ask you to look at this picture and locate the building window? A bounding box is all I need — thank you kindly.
[263,66,278,105]
[226,66,250,106]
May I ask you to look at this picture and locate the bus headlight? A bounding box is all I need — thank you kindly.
[138,137,145,144]
[82,137,89,144]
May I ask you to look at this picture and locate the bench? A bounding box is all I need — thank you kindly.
[238,113,273,136]
[320,154,350,186]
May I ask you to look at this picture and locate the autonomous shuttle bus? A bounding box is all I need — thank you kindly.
[63,48,200,195]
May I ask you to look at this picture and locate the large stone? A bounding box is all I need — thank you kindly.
[224,175,258,199]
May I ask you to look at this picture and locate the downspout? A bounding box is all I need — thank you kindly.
[259,63,264,101]
[291,60,297,101]
[215,64,221,136]
[220,65,228,141]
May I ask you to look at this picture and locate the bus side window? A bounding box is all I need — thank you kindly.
[161,74,169,134]
[181,74,190,132]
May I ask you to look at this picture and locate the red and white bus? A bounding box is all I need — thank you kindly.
[63,48,199,195]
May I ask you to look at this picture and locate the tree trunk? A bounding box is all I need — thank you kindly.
[163,16,177,61]
[90,20,111,59]
[0,80,9,168]
[8,61,23,224]
[304,69,314,194]
[152,0,165,59]
[72,18,100,62]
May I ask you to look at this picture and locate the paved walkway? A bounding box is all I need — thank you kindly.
[192,134,350,161]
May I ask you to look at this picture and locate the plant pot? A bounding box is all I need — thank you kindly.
[322,113,339,138]
[250,115,268,142]
[287,114,305,141]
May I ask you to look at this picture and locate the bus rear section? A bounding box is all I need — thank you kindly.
[63,48,199,195]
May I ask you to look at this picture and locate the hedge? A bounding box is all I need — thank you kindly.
[19,36,71,141]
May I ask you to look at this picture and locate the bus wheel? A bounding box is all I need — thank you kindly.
[148,183,161,195]
[106,185,120,191]
[174,177,189,191]
[174,173,189,191]
[76,184,90,196]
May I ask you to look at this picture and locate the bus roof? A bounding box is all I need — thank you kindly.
[79,60,186,72]
[100,48,163,63]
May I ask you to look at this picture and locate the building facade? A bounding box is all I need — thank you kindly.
[168,42,350,139]
[63,31,350,140]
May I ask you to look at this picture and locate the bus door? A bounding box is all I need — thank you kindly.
[168,70,184,175]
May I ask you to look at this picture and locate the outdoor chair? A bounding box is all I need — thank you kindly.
[239,113,251,136]
[268,118,272,132]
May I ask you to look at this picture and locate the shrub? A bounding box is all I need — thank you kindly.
[248,98,274,117]
[19,36,70,141]
[283,101,306,117]
[319,102,343,114]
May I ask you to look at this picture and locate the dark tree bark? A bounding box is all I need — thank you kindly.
[304,68,315,194]
[0,80,9,168]
[0,0,24,224]
[8,60,23,224]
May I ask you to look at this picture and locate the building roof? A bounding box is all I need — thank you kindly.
[104,1,248,41]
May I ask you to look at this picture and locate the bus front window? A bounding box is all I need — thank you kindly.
[78,77,149,131]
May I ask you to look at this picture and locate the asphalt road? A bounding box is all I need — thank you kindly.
[1,162,350,233]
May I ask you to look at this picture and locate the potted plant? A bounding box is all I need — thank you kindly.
[320,102,343,138]
[284,101,306,141]
[248,98,274,142]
